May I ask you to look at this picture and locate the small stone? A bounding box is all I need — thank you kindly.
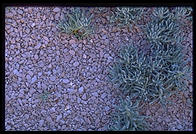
[34,54,39,60]
[6,13,13,17]
[50,107,56,113]
[82,93,87,100]
[26,74,31,80]
[31,76,37,84]
[39,120,44,126]
[101,93,107,99]
[53,7,60,12]
[64,54,72,62]
[17,9,23,14]
[105,106,110,111]
[62,79,69,84]
[69,39,76,45]
[102,35,107,39]
[77,97,81,103]
[35,43,41,49]
[69,50,75,56]
[50,76,56,81]
[29,88,36,94]
[83,54,87,59]
[92,92,98,97]
[177,124,183,130]
[56,114,62,122]
[73,61,79,67]
[43,36,49,42]
[13,69,19,76]
[31,23,35,27]
[78,86,84,93]
[67,88,74,93]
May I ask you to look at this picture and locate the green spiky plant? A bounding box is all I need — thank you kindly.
[108,41,190,111]
[110,7,144,30]
[171,7,193,22]
[57,7,94,40]
[108,96,149,131]
[145,8,182,45]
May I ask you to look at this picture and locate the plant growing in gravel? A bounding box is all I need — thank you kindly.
[110,7,144,29]
[39,91,51,103]
[171,7,193,22]
[108,42,190,110]
[144,15,182,45]
[57,7,94,40]
[108,96,149,131]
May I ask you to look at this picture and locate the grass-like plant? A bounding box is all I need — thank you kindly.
[108,42,190,110]
[108,96,149,131]
[110,7,144,29]
[57,7,94,40]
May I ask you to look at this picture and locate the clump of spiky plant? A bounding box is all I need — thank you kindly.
[171,7,193,22]
[108,41,190,110]
[145,7,182,45]
[108,96,149,131]
[57,7,94,40]
[110,7,144,29]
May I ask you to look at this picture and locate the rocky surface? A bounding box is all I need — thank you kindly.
[5,7,192,131]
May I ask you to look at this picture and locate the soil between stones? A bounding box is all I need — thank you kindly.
[5,7,192,131]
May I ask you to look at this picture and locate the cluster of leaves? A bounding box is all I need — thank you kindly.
[108,7,192,130]
[145,7,182,45]
[110,7,144,29]
[171,7,193,23]
[109,42,190,108]
[108,96,149,131]
[145,7,192,45]
[57,8,94,40]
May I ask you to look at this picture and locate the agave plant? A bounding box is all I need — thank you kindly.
[110,7,144,29]
[108,96,149,131]
[57,7,94,40]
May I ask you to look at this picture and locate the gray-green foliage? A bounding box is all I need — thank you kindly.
[145,7,182,45]
[172,7,193,22]
[110,7,144,28]
[145,7,192,45]
[108,41,190,110]
[108,96,149,131]
[57,8,94,40]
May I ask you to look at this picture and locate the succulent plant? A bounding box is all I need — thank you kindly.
[110,7,144,29]
[108,96,149,131]
[108,41,190,111]
[57,7,94,40]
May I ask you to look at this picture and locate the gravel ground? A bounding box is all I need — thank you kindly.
[5,7,192,131]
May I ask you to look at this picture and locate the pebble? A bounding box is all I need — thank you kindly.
[39,120,44,127]
[50,76,56,81]
[82,93,87,100]
[31,76,37,84]
[78,86,84,93]
[101,93,107,99]
[83,54,87,59]
[56,114,62,122]
[13,69,20,76]
[6,13,13,17]
[35,43,41,49]
[69,39,76,45]
[53,7,60,12]
[69,50,75,56]
[17,9,23,14]
[62,79,69,84]
[73,61,80,67]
